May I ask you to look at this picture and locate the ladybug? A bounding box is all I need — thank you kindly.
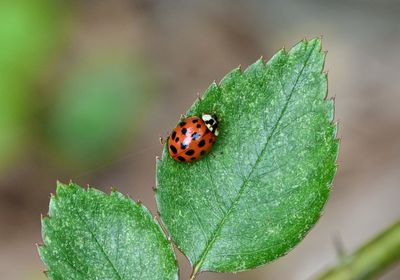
[168,114,219,163]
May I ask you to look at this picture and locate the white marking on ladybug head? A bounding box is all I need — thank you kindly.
[202,114,213,122]
[202,114,219,135]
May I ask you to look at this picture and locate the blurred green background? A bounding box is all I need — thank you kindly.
[0,0,399,279]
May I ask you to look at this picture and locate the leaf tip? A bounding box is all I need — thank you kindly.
[43,270,52,279]
[35,242,44,251]
[335,130,343,143]
[310,36,323,50]
[237,64,243,72]
[55,180,64,189]
[56,180,72,193]
[109,186,117,193]
[196,91,202,101]
[123,191,131,199]
[35,243,47,264]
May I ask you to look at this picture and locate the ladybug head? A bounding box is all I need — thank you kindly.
[202,114,219,136]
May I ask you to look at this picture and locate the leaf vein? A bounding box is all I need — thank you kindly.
[76,213,124,280]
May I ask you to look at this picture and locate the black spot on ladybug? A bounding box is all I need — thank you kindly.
[171,131,176,140]
[205,120,215,126]
[170,145,177,154]
[185,149,195,156]
[209,139,213,143]
[180,143,188,150]
[181,128,187,134]
[177,156,186,162]
[192,119,198,123]
[200,150,206,156]
[179,122,186,127]
[198,139,206,148]
[191,157,196,161]
[175,137,180,143]
[196,124,201,128]
[191,132,200,140]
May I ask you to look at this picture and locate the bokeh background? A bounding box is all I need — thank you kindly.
[1,0,399,279]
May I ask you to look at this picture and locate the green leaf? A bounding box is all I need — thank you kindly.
[39,182,178,280]
[156,38,338,275]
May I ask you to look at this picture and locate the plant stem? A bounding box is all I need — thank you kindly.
[315,219,400,280]
[189,265,200,280]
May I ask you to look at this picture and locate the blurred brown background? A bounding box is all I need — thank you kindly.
[0,0,399,279]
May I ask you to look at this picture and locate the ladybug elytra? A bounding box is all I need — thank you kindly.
[168,114,219,163]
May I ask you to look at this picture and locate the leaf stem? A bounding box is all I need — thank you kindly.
[189,266,200,280]
[315,219,400,280]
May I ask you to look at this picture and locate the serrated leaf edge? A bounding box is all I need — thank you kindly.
[156,37,339,277]
[38,181,179,280]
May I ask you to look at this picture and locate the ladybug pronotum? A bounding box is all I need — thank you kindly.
[168,114,219,163]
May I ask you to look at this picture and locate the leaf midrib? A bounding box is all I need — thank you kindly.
[77,210,124,280]
[192,42,317,274]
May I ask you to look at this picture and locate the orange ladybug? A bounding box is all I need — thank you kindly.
[168,114,219,163]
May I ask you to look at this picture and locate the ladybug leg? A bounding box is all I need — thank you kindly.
[209,151,223,158]
[159,131,171,145]
[179,113,187,120]
[209,152,217,159]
